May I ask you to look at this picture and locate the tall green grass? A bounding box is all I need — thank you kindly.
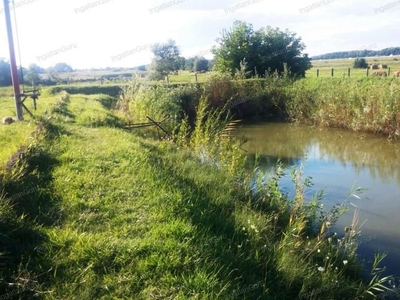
[286,77,400,138]
[121,74,400,138]
[0,83,398,299]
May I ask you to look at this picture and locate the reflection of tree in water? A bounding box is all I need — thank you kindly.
[237,122,400,185]
[245,154,301,170]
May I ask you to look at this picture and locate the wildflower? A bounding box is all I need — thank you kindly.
[326,256,330,260]
[317,249,321,253]
[326,221,331,228]
[343,260,348,265]
[317,266,325,272]
[328,237,332,243]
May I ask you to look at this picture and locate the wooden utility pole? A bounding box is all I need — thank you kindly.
[3,0,23,120]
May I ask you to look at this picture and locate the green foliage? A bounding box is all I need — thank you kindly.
[48,62,73,73]
[212,20,312,77]
[187,96,246,175]
[202,72,236,108]
[353,58,368,68]
[234,58,252,79]
[24,71,41,86]
[285,77,400,138]
[148,39,181,80]
[185,57,195,71]
[193,56,209,72]
[0,59,12,86]
[0,59,25,87]
[48,85,123,97]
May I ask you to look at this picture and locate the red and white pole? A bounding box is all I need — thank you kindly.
[3,0,23,120]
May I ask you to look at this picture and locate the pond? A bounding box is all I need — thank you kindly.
[235,121,400,279]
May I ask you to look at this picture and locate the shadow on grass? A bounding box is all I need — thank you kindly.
[96,95,119,110]
[0,121,64,297]
[138,141,297,299]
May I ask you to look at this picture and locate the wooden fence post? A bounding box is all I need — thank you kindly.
[366,68,369,77]
[348,68,351,77]
[331,68,334,77]
[388,67,391,77]
[317,69,319,77]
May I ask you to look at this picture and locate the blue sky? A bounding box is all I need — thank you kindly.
[0,0,399,69]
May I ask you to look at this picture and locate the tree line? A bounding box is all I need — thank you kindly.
[311,47,400,60]
[147,20,312,80]
[0,61,74,87]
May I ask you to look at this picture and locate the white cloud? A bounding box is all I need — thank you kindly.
[0,0,398,68]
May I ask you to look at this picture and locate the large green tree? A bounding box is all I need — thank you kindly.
[148,39,181,80]
[193,56,209,72]
[212,21,312,77]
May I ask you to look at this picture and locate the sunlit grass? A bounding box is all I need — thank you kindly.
[307,56,400,78]
[0,84,398,299]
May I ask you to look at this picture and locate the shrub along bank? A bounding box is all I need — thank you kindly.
[120,75,400,139]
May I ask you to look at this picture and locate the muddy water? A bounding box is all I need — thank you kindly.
[235,121,400,278]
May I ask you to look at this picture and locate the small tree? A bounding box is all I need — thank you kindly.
[353,58,368,68]
[148,39,181,80]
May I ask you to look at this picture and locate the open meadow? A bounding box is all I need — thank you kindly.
[46,56,400,85]
[307,55,400,78]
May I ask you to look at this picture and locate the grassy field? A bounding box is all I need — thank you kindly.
[36,55,400,84]
[47,70,212,86]
[1,85,397,299]
[307,56,400,78]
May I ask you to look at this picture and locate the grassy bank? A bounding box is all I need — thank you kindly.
[286,77,400,138]
[119,75,400,139]
[0,87,398,299]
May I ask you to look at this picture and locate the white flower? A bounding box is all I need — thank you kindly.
[317,249,321,253]
[343,260,348,265]
[317,266,325,272]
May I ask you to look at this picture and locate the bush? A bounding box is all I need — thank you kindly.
[353,58,368,68]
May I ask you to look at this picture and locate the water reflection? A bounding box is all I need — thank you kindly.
[238,122,400,185]
[235,121,400,279]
